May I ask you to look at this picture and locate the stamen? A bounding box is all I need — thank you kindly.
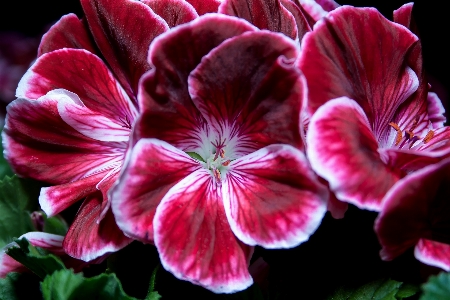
[222,160,231,166]
[423,130,434,143]
[213,168,222,186]
[219,149,225,158]
[389,122,403,146]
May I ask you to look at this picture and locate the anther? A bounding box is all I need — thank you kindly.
[389,122,403,146]
[423,130,434,144]
[222,160,231,166]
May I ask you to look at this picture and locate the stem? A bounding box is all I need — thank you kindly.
[146,264,160,298]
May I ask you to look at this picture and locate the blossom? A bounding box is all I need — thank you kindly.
[1,0,205,261]
[374,158,450,271]
[111,14,328,293]
[299,4,450,212]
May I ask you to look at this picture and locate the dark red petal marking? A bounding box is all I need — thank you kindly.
[299,6,419,141]
[415,239,450,271]
[188,31,304,152]
[223,144,327,248]
[111,139,199,242]
[185,0,221,15]
[81,0,169,97]
[137,14,255,148]
[63,192,131,262]
[154,170,253,293]
[219,0,298,40]
[307,97,400,211]
[375,158,450,261]
[38,14,97,57]
[142,0,198,28]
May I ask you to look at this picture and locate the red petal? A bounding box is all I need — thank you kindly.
[188,31,304,153]
[142,0,198,28]
[306,97,400,211]
[64,192,131,261]
[280,0,311,40]
[219,0,298,40]
[38,14,97,57]
[81,0,169,96]
[185,0,221,15]
[427,92,446,129]
[111,139,200,242]
[297,0,338,22]
[299,6,419,141]
[154,170,253,293]
[415,239,450,271]
[375,158,450,261]
[223,144,327,248]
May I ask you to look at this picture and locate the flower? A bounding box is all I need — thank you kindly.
[374,158,450,271]
[1,0,205,261]
[111,14,328,293]
[299,4,450,212]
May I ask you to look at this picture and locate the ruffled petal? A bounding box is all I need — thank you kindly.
[17,49,137,125]
[111,138,200,242]
[63,192,132,262]
[142,0,198,28]
[415,239,450,271]
[154,170,253,293]
[38,14,97,57]
[81,0,169,96]
[306,97,400,211]
[299,6,419,141]
[280,0,311,40]
[137,14,255,150]
[223,144,327,248]
[188,31,304,153]
[219,0,298,40]
[375,158,450,261]
[185,0,221,15]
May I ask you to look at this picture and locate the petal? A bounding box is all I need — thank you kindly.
[63,192,132,262]
[306,97,400,211]
[427,92,446,129]
[375,158,450,261]
[188,31,304,153]
[185,0,221,15]
[223,144,327,248]
[136,14,256,149]
[219,0,298,40]
[111,138,200,242]
[299,6,419,140]
[38,14,97,57]
[17,49,138,125]
[154,170,253,293]
[415,239,450,271]
[327,192,348,219]
[3,94,126,185]
[81,0,169,95]
[393,2,415,31]
[142,0,198,28]
[280,0,312,41]
[297,0,338,22]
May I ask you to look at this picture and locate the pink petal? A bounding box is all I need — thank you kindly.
[327,192,348,219]
[427,92,446,129]
[81,0,169,96]
[280,0,312,40]
[142,0,198,28]
[415,239,450,271]
[306,97,400,211]
[188,31,304,153]
[3,94,126,185]
[375,158,450,261]
[219,0,298,40]
[154,170,253,293]
[63,192,132,262]
[137,14,255,149]
[111,138,200,242]
[299,6,420,141]
[38,14,97,57]
[223,144,327,248]
[297,0,338,22]
[185,0,221,15]
[393,2,414,30]
[17,49,137,125]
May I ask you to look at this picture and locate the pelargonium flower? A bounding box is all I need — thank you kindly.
[299,4,450,212]
[111,14,328,293]
[374,158,450,271]
[1,0,206,261]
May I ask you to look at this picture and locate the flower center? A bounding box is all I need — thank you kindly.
[205,140,232,187]
[389,116,434,149]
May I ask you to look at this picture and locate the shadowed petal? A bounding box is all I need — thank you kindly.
[111,139,200,242]
[297,0,338,22]
[38,14,97,56]
[415,239,450,271]
[64,192,131,262]
[142,0,198,28]
[81,0,169,96]
[223,144,327,248]
[307,97,400,211]
[427,92,446,129]
[280,0,311,40]
[185,0,220,15]
[154,170,253,293]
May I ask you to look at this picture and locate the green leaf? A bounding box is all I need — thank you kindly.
[0,175,39,248]
[327,278,418,300]
[41,269,138,300]
[186,152,205,162]
[0,272,42,300]
[420,271,450,300]
[5,237,65,279]
[0,129,14,180]
[43,214,68,236]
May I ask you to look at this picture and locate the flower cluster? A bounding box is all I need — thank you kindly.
[1,0,449,295]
